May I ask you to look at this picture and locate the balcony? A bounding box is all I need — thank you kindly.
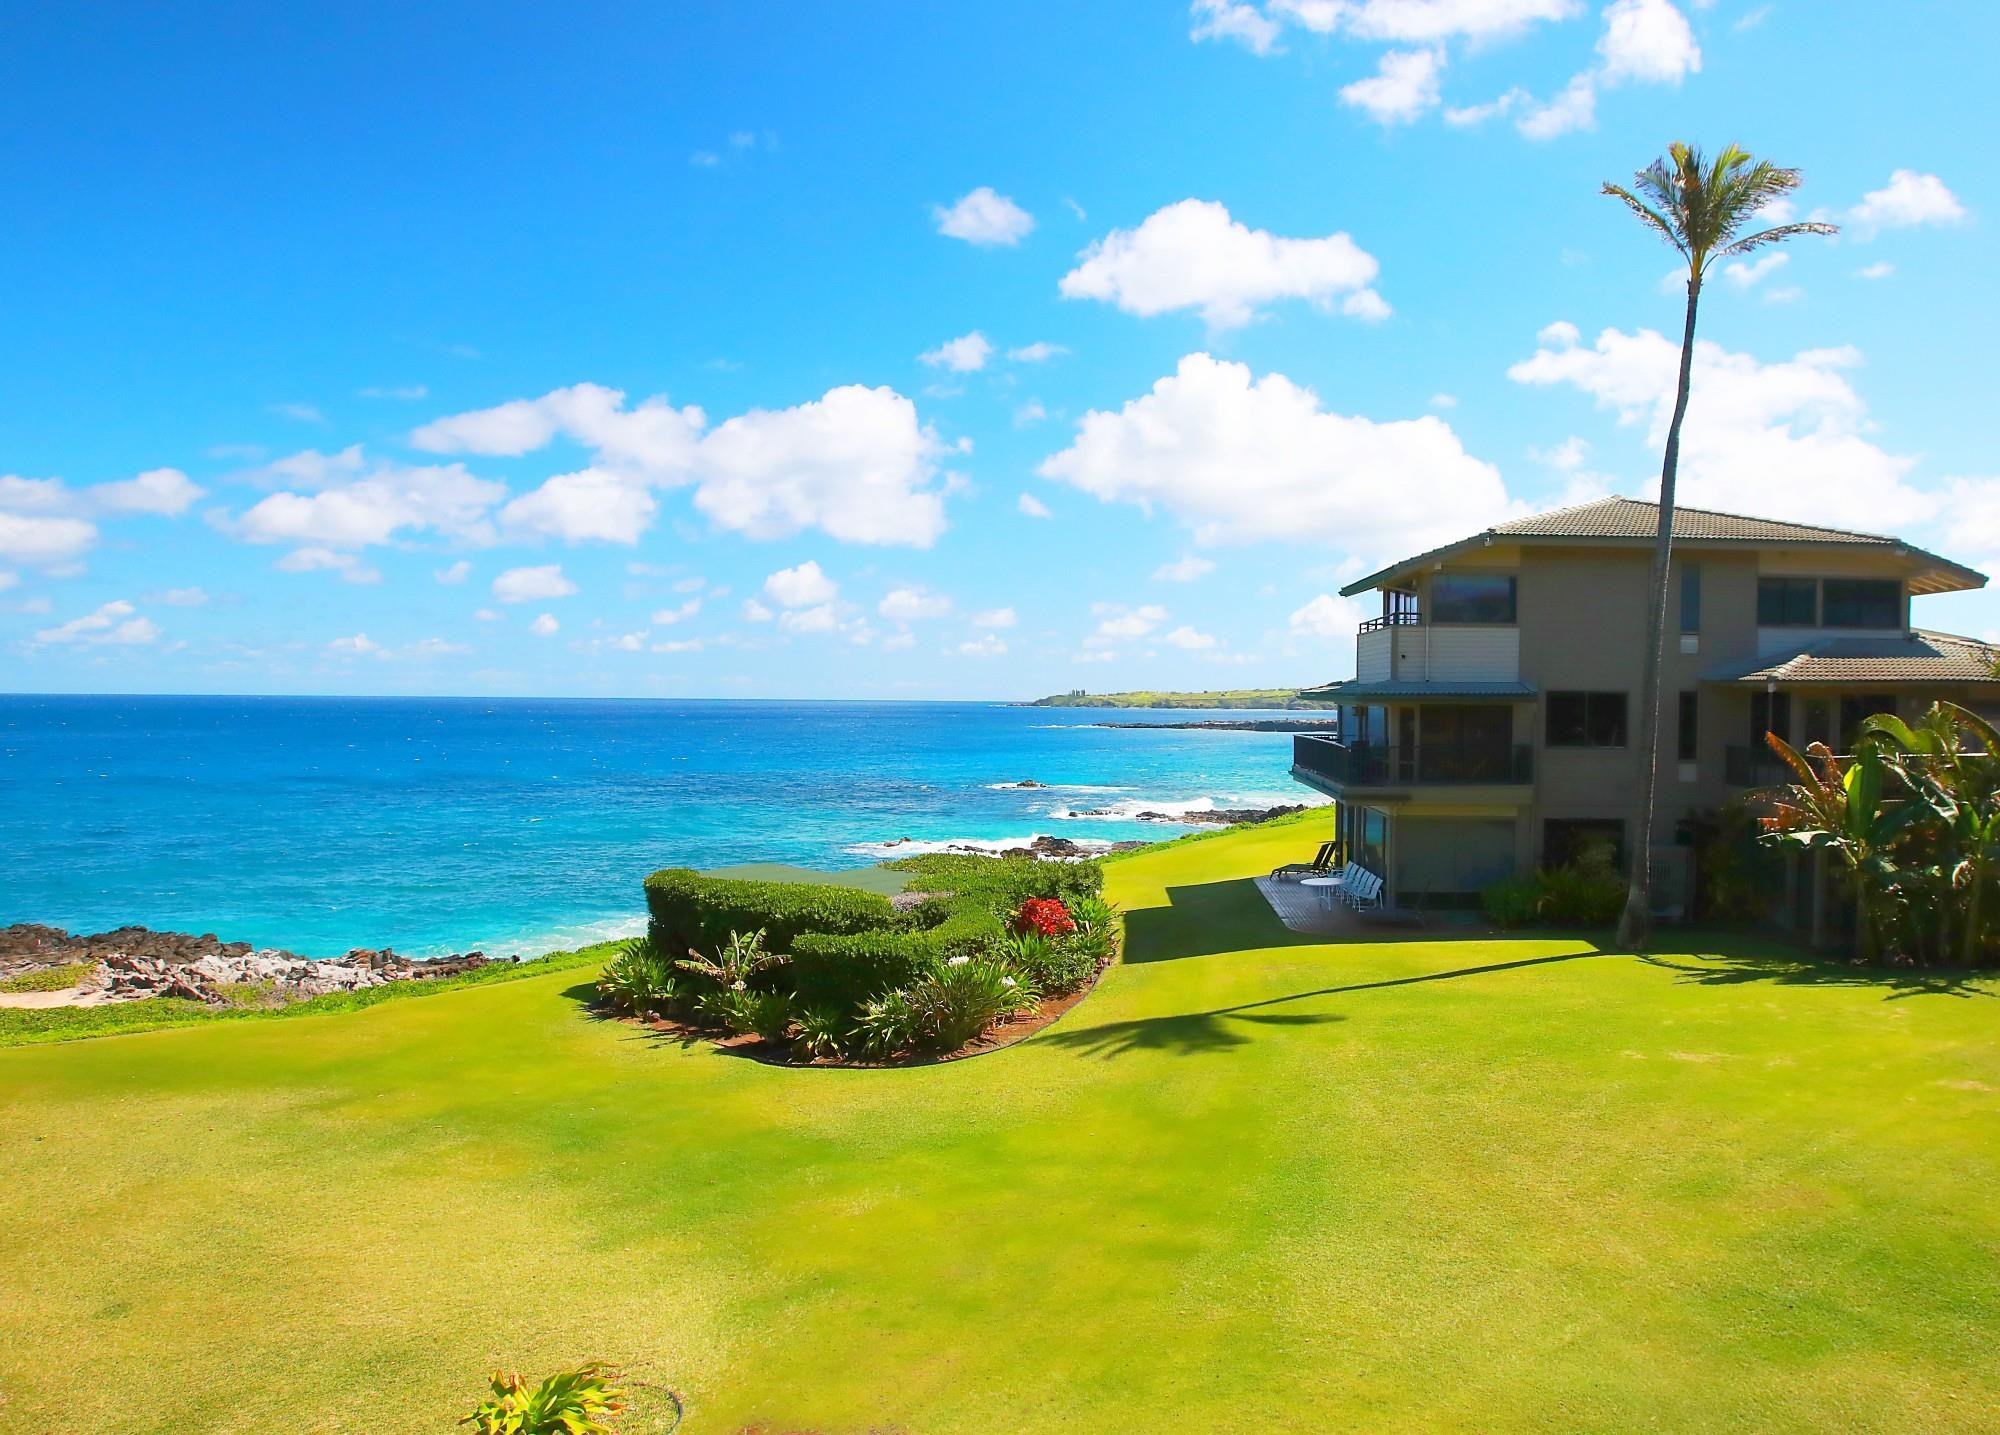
[1355,617,1520,684]
[1292,733,1534,792]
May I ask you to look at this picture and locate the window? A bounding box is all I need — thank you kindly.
[1679,563,1701,633]
[1751,691,1792,747]
[1840,694,1897,746]
[1677,691,1698,762]
[1822,579,1901,629]
[1757,577,1817,626]
[1544,818,1626,875]
[1430,573,1517,624]
[1546,691,1628,748]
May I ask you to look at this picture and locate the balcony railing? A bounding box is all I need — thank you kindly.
[1357,610,1422,634]
[1293,734,1533,788]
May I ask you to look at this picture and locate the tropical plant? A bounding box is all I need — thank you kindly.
[1601,142,1837,948]
[698,987,793,1040]
[854,988,924,1059]
[460,1363,625,1435]
[675,927,788,991]
[907,956,1039,1052]
[596,937,683,1018]
[998,929,1098,996]
[1013,897,1076,938]
[794,1005,850,1061]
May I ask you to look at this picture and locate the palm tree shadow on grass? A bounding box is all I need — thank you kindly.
[1639,946,1999,1001]
[1043,949,1605,1059]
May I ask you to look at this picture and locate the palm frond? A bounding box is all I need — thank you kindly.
[1601,182,1686,257]
[1714,221,1841,260]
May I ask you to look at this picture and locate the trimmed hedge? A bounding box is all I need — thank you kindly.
[644,868,898,958]
[640,856,1105,1020]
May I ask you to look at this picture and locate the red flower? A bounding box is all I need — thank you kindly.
[1014,898,1075,937]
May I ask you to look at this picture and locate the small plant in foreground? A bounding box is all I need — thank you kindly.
[596,937,683,1018]
[907,955,1039,1052]
[1000,930,1099,996]
[794,1005,850,1060]
[855,988,923,1059]
[461,1363,625,1435]
[676,927,788,990]
[1014,897,1075,938]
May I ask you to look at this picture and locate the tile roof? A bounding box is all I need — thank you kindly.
[1298,679,1539,700]
[1340,496,1985,597]
[1706,629,2000,685]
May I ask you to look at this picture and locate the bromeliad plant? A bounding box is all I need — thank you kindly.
[461,1363,626,1435]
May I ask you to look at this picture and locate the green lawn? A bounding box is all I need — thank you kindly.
[3,817,1998,1432]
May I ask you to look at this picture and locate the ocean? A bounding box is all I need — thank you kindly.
[0,695,1328,959]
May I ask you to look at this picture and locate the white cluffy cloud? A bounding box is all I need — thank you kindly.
[1198,0,1578,50]
[1040,353,1511,559]
[1445,0,1698,141]
[435,560,472,585]
[1008,342,1068,363]
[1153,554,1217,582]
[1340,48,1444,124]
[1290,592,1368,638]
[933,187,1035,246]
[1507,322,1933,529]
[233,446,504,550]
[1164,625,1219,651]
[1848,171,1966,235]
[763,560,838,609]
[529,613,560,637]
[971,606,1018,629]
[1722,252,1789,289]
[919,331,994,373]
[413,381,951,548]
[0,466,204,565]
[1018,493,1053,519]
[492,564,578,603]
[275,546,381,584]
[1060,199,1386,328]
[1190,0,1282,53]
[878,585,953,621]
[1089,602,1169,646]
[35,599,159,647]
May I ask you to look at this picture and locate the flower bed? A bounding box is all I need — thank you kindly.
[604,855,1119,1065]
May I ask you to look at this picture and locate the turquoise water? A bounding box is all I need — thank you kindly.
[0,696,1326,958]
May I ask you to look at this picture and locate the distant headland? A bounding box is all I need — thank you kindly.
[1021,688,1335,710]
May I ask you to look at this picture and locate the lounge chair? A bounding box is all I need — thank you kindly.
[1271,842,1339,882]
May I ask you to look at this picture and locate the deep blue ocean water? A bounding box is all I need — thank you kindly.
[0,696,1325,958]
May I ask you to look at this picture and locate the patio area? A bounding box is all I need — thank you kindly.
[1252,873,1474,936]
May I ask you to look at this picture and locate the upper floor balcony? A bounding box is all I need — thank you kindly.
[1355,611,1520,685]
[1292,733,1534,794]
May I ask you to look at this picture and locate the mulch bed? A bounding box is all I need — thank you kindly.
[612,954,1116,1069]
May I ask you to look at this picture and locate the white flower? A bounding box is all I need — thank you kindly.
[730,979,746,991]
[1002,976,1017,988]
[946,954,971,967]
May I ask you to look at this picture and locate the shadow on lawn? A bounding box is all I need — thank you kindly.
[1045,949,1604,1058]
[1639,947,1999,1001]
[1121,876,1498,964]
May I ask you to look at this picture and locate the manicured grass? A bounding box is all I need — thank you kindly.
[2,816,1997,1431]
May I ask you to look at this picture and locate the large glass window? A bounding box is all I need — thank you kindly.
[1430,573,1517,624]
[1757,577,1817,626]
[1679,563,1701,633]
[1677,690,1699,762]
[1822,579,1902,628]
[1546,691,1628,748]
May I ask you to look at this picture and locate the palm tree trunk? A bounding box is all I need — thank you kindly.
[1616,274,1703,950]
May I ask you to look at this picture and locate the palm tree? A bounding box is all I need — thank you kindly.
[1603,143,1837,949]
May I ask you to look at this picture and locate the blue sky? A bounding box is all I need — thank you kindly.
[2,0,1991,698]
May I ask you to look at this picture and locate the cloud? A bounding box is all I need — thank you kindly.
[1060,199,1384,329]
[153,586,209,606]
[1008,342,1068,363]
[1339,48,1443,124]
[1153,554,1217,582]
[474,608,502,622]
[35,599,158,646]
[1089,602,1169,646]
[415,381,949,548]
[528,613,560,636]
[1515,72,1596,139]
[1429,392,1459,410]
[1164,625,1219,650]
[1722,252,1789,289]
[1848,170,1966,234]
[879,585,953,621]
[1595,0,1700,85]
[1936,478,2000,573]
[1286,0,1581,41]
[1537,320,1581,346]
[971,606,1018,629]
[492,564,578,603]
[274,546,381,584]
[933,187,1035,246]
[742,598,775,622]
[1190,0,1283,53]
[435,560,472,585]
[1018,493,1053,519]
[1289,592,1367,637]
[1854,261,1896,281]
[328,633,380,657]
[1507,325,1934,529]
[652,637,705,654]
[233,449,504,549]
[1040,352,1511,558]
[359,384,428,401]
[779,604,839,634]
[650,598,702,625]
[501,466,657,545]
[270,402,326,424]
[919,331,994,373]
[0,510,96,564]
[91,468,203,516]
[1013,400,1048,427]
[955,633,1009,657]
[404,637,469,658]
[764,560,838,608]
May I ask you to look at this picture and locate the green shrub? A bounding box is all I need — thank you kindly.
[906,956,1038,1053]
[854,989,923,1059]
[1481,876,1546,927]
[788,927,946,1016]
[596,936,685,1018]
[794,1005,850,1061]
[462,1364,625,1435]
[998,930,1100,996]
[1481,865,1626,928]
[643,868,896,958]
[887,853,1104,915]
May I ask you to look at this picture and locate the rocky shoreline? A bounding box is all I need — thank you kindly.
[0,923,509,1009]
[1092,718,1340,733]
